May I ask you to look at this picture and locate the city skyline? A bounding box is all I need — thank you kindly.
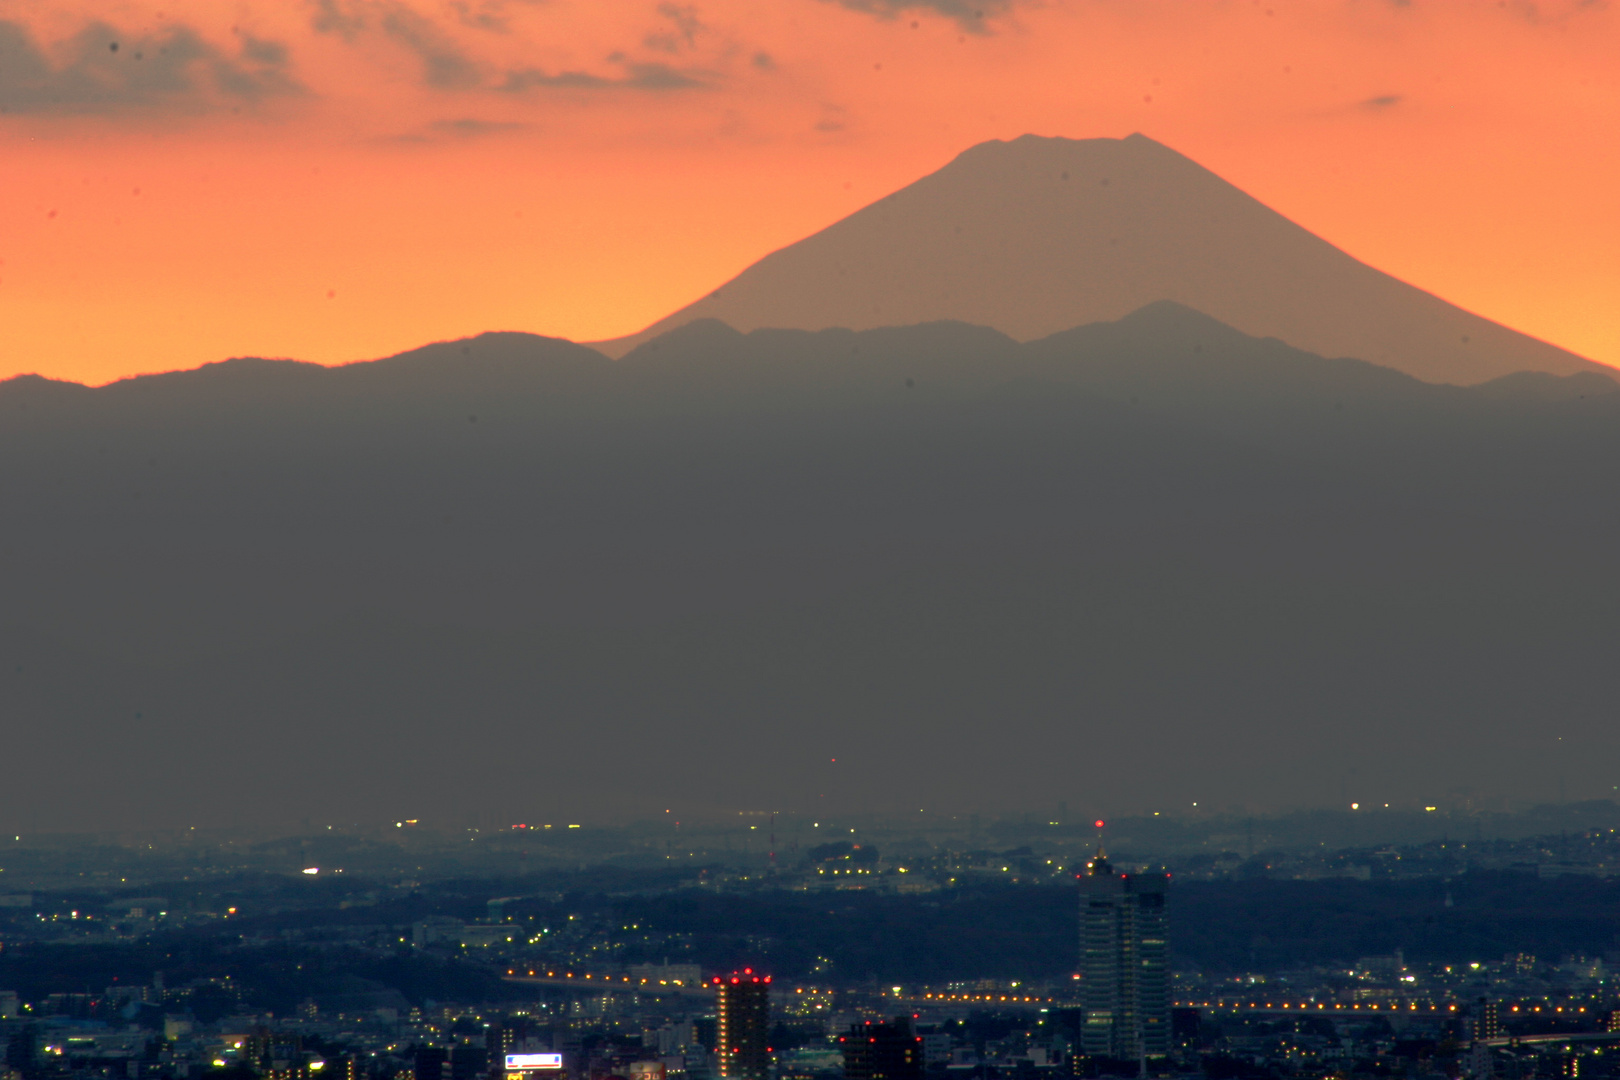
[4,821,1620,1080]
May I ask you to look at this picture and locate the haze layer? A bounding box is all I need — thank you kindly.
[4,307,1620,831]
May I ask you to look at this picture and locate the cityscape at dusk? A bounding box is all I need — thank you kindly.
[6,808,1620,1080]
[5,3,1620,1080]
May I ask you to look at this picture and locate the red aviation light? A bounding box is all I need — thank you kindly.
[764,976,772,984]
[731,978,740,984]
[1095,820,1105,828]
[744,968,752,975]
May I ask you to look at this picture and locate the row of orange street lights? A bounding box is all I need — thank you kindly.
[1175,1002,1460,1012]
[501,973,1050,1004]
[506,971,678,985]
[500,974,1589,1019]
[1175,1002,1592,1014]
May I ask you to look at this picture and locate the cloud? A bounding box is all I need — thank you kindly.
[447,0,549,33]
[307,0,720,96]
[814,103,849,132]
[309,0,482,89]
[384,116,529,141]
[499,59,706,92]
[644,3,705,52]
[430,116,527,135]
[310,0,368,40]
[377,6,482,88]
[819,0,1017,33]
[0,19,301,115]
[1360,93,1403,109]
[240,35,291,67]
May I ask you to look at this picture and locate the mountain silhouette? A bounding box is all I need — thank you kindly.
[595,134,1606,386]
[4,307,1620,831]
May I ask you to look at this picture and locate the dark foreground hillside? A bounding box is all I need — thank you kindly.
[2,871,1617,1004]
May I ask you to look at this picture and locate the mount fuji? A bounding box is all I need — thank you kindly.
[596,134,1606,386]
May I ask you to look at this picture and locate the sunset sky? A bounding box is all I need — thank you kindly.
[3,0,1616,386]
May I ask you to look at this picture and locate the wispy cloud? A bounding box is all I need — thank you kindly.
[819,0,1018,34]
[1361,93,1404,110]
[310,0,368,40]
[499,59,706,92]
[430,116,527,135]
[309,0,714,94]
[814,102,849,132]
[384,115,530,142]
[0,19,301,115]
[378,6,483,88]
[447,0,550,34]
[644,3,705,52]
[309,0,482,89]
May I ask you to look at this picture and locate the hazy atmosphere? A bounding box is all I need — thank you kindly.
[4,1,1620,833]
[7,298,1620,830]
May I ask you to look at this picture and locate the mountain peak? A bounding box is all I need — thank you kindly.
[593,134,1607,386]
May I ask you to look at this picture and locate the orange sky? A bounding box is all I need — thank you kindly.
[2,0,1616,386]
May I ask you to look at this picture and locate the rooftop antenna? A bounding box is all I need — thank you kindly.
[769,812,777,871]
[1089,819,1109,875]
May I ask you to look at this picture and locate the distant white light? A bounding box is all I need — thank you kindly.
[506,1054,563,1071]
[1350,803,1359,810]
[303,867,319,875]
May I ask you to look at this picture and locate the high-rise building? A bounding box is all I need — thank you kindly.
[840,1019,922,1080]
[412,1047,448,1080]
[713,971,771,1080]
[447,1044,488,1080]
[334,1054,365,1080]
[487,1019,536,1070]
[1078,849,1169,1061]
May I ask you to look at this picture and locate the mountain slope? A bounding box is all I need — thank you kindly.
[596,134,1605,386]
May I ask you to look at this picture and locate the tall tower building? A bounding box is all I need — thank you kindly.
[713,971,771,1080]
[1078,849,1169,1061]
[841,1018,923,1080]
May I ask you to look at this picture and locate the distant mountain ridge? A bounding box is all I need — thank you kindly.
[5,301,1610,408]
[593,134,1608,386]
[6,302,1620,830]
